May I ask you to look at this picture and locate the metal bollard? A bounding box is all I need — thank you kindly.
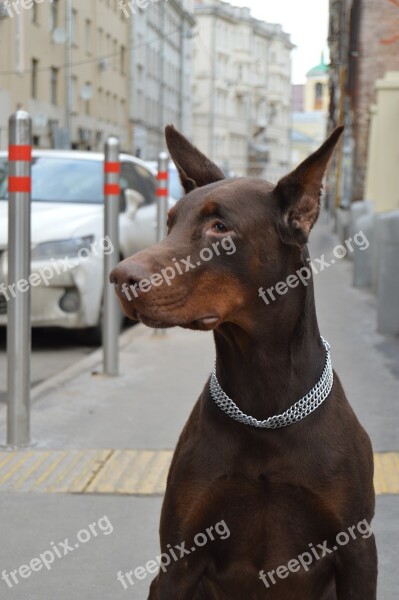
[156,151,169,242]
[7,111,32,447]
[154,152,169,337]
[103,137,120,376]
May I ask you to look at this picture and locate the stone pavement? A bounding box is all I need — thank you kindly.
[0,217,398,599]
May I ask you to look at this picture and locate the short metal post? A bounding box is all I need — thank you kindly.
[157,152,169,242]
[154,152,169,337]
[7,111,32,447]
[103,137,120,376]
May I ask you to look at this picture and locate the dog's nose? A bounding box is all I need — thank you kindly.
[109,262,151,294]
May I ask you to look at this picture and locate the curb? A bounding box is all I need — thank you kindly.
[0,324,150,426]
[30,324,149,404]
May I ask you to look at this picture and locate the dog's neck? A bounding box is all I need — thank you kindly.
[213,280,325,421]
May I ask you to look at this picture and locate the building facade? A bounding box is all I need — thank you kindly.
[129,0,195,160]
[328,0,399,204]
[291,57,329,168]
[304,57,329,114]
[193,0,293,180]
[0,0,129,151]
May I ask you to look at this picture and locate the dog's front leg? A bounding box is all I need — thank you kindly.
[334,534,378,599]
[147,552,210,600]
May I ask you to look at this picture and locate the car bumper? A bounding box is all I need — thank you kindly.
[0,253,103,329]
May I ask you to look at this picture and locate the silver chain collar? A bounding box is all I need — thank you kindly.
[209,337,333,429]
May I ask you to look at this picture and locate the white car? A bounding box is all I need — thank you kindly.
[0,150,174,342]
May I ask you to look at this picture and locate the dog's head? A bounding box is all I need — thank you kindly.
[110,126,343,332]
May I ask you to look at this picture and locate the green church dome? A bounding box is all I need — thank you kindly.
[307,54,329,77]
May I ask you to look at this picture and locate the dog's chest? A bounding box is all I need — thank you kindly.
[167,469,336,599]
[170,446,336,550]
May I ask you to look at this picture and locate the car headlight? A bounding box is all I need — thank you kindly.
[32,236,95,260]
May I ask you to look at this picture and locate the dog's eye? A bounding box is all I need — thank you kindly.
[212,222,228,234]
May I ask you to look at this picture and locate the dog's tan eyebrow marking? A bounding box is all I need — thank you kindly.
[199,201,224,219]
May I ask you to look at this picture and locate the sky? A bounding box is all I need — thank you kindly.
[230,0,329,84]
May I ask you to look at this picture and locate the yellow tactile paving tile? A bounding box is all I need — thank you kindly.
[374,452,399,495]
[86,450,173,495]
[0,450,111,493]
[0,450,396,495]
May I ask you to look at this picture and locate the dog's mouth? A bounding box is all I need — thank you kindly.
[113,277,223,331]
[129,307,220,331]
[183,315,220,331]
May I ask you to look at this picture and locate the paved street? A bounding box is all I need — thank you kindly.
[0,328,94,405]
[0,218,397,599]
[0,324,135,405]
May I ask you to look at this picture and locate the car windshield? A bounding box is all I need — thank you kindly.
[0,156,104,203]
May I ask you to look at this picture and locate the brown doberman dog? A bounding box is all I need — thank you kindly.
[110,126,377,599]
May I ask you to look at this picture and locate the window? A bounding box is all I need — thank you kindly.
[95,131,103,151]
[31,59,38,99]
[0,157,104,204]
[72,9,78,45]
[105,91,111,122]
[120,45,126,75]
[113,39,118,70]
[315,82,324,110]
[97,28,103,55]
[50,0,59,31]
[50,67,58,105]
[120,162,156,206]
[71,76,78,112]
[31,1,38,24]
[84,82,92,115]
[113,94,117,122]
[85,19,92,54]
[98,88,103,119]
[119,99,125,126]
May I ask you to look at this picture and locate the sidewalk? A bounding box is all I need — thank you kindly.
[0,218,398,599]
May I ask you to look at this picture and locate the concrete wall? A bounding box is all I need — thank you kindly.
[376,211,399,335]
[350,201,399,336]
[364,71,399,213]
[328,0,399,203]
[353,0,399,202]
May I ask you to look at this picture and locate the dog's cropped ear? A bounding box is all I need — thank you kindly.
[165,125,225,194]
[275,126,344,246]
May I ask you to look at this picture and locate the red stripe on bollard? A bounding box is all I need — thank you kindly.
[156,188,168,197]
[157,171,168,180]
[104,162,121,174]
[8,176,31,193]
[104,183,120,196]
[8,145,32,162]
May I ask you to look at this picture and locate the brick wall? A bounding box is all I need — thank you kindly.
[354,0,399,201]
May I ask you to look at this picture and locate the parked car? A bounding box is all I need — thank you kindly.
[0,150,175,342]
